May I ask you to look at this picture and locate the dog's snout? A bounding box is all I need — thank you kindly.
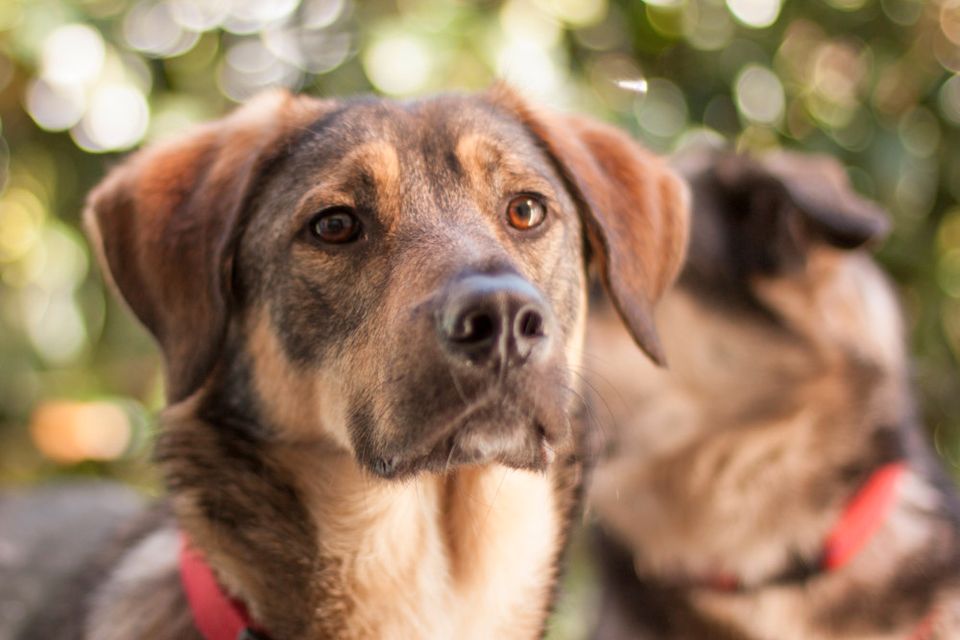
[439,274,550,366]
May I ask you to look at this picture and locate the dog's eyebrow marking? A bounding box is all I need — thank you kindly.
[348,140,401,201]
[456,133,503,183]
[455,132,557,196]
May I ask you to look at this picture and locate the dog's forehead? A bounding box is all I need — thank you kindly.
[284,95,553,185]
[305,95,525,144]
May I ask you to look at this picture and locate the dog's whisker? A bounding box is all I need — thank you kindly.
[569,361,631,417]
[446,362,471,409]
[568,368,618,437]
[444,438,458,474]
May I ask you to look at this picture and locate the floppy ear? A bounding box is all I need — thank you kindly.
[488,86,690,365]
[85,90,327,402]
[712,151,890,274]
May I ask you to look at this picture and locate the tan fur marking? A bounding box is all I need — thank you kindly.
[247,310,352,449]
[274,444,561,639]
[455,133,557,198]
[352,140,401,208]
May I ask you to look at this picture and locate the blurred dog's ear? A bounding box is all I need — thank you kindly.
[85,90,328,402]
[764,152,890,248]
[488,86,690,365]
[713,151,890,274]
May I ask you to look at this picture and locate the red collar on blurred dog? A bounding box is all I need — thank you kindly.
[179,535,270,640]
[687,462,938,638]
[822,461,908,572]
[697,461,907,591]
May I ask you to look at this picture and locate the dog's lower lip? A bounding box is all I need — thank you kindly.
[372,386,566,478]
[381,413,553,478]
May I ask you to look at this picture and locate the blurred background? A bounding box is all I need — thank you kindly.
[0,0,958,635]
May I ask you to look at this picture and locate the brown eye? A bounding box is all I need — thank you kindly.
[506,195,547,231]
[310,209,361,244]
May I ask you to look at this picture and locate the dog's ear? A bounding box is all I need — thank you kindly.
[85,90,327,402]
[712,151,890,274]
[488,86,690,365]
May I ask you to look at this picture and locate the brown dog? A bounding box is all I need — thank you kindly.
[12,87,688,640]
[587,148,960,639]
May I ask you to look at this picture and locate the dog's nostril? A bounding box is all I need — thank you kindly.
[439,274,550,365]
[454,310,497,344]
[517,308,544,339]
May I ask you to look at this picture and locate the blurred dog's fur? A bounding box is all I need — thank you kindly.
[587,147,960,639]
[10,87,688,640]
[0,483,143,639]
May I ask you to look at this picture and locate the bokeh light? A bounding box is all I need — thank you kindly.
[41,24,105,87]
[0,189,45,266]
[684,0,735,51]
[219,38,300,100]
[30,401,132,463]
[74,83,150,152]
[634,78,688,144]
[168,0,232,32]
[726,0,781,29]
[363,33,433,96]
[735,64,784,125]
[534,0,607,27]
[940,74,960,125]
[123,1,200,58]
[24,79,86,131]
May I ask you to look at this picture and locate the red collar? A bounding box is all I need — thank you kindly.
[178,534,270,640]
[821,461,907,571]
[697,461,909,592]
[696,462,939,637]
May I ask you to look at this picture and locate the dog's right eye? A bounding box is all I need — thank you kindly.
[309,209,362,244]
[506,195,547,231]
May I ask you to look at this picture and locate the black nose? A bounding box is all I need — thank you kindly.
[438,273,551,367]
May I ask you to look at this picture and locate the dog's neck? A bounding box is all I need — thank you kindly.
[157,404,572,640]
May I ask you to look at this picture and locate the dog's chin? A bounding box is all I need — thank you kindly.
[366,400,569,480]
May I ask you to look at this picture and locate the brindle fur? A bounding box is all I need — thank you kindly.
[587,147,960,639]
[15,87,687,639]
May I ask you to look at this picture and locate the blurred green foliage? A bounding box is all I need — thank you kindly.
[1,0,958,636]
[0,0,959,533]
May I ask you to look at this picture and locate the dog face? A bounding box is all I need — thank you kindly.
[232,96,592,477]
[674,148,889,319]
[86,88,688,479]
[660,148,897,373]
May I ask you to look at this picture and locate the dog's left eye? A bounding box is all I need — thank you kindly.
[506,196,547,231]
[310,209,362,244]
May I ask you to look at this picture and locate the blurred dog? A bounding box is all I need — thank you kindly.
[587,148,960,639]
[11,87,688,640]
